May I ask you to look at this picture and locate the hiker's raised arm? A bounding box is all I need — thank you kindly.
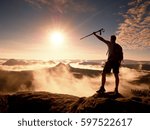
[93,32,108,44]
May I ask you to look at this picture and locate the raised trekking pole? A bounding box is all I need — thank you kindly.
[80,28,105,40]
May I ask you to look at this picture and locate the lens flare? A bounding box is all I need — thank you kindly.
[50,31,64,46]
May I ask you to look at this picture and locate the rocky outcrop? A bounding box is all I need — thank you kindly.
[0,91,149,113]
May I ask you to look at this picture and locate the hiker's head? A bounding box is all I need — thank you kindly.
[110,35,116,43]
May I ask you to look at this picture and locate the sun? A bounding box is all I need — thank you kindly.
[50,31,64,46]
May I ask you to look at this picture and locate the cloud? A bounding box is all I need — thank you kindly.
[25,0,95,14]
[32,63,150,97]
[0,60,149,97]
[116,0,150,49]
[32,64,98,97]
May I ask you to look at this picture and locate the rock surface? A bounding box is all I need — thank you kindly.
[0,91,149,113]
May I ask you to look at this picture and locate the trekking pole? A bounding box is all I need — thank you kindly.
[80,28,105,40]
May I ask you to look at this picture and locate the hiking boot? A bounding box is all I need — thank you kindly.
[114,90,119,95]
[96,86,106,94]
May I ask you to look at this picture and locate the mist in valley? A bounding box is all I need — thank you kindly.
[0,59,149,97]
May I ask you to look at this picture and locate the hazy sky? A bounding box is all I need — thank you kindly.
[0,0,149,60]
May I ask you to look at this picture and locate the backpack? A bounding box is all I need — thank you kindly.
[113,43,123,61]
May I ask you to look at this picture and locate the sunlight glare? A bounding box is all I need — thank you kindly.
[50,31,64,46]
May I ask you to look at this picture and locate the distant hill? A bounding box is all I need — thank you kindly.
[48,60,55,64]
[75,60,150,71]
[78,59,150,65]
[2,59,28,66]
[0,91,149,112]
[52,63,101,78]
[123,59,150,64]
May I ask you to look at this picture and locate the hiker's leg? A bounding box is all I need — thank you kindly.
[97,61,111,93]
[96,72,106,93]
[101,72,106,88]
[113,61,120,93]
[114,73,119,93]
[101,61,111,88]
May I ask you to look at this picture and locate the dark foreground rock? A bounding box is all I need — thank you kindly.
[0,91,150,113]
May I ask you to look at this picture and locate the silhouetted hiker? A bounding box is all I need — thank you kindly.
[93,32,123,94]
